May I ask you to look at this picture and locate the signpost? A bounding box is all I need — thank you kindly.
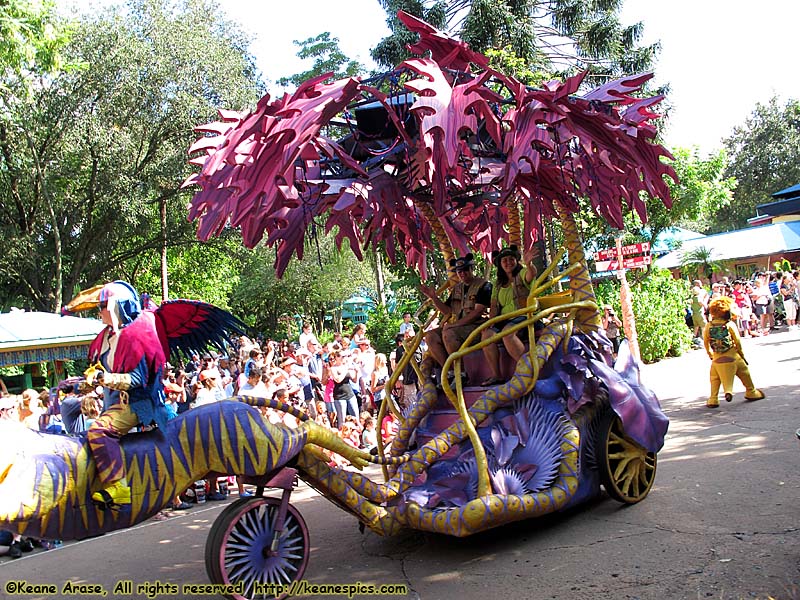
[593,239,652,362]
[594,254,652,272]
[593,242,650,265]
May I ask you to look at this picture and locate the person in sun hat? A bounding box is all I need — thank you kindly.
[353,337,376,410]
[480,244,540,386]
[291,348,317,418]
[193,369,224,407]
[278,356,302,399]
[419,253,492,379]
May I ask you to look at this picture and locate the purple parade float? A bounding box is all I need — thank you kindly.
[181,11,674,597]
[0,11,676,600]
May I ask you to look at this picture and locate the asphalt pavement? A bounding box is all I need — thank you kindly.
[1,328,798,600]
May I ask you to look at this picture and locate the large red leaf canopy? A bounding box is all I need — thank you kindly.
[184,11,675,277]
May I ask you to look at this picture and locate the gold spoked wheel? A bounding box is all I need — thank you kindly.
[597,411,657,504]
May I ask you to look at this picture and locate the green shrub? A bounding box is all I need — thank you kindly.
[595,269,692,363]
[366,304,402,355]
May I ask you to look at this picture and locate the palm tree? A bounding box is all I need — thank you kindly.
[679,246,723,281]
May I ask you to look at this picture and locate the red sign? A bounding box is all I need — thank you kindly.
[593,242,650,261]
[595,254,652,271]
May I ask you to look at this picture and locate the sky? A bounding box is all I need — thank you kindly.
[619,0,800,154]
[66,0,800,157]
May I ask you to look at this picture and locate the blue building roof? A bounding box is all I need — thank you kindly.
[651,226,705,254]
[772,183,800,200]
[0,311,104,367]
[655,221,800,269]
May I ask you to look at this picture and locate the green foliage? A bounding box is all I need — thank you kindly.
[229,231,374,336]
[579,147,735,270]
[0,0,263,311]
[657,147,736,234]
[678,246,723,281]
[372,0,447,69]
[484,46,549,87]
[365,304,402,355]
[276,32,363,88]
[720,96,800,232]
[131,237,245,308]
[372,0,659,85]
[595,269,692,363]
[0,0,73,96]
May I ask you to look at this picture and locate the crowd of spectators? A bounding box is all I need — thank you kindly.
[687,269,799,339]
[173,328,399,434]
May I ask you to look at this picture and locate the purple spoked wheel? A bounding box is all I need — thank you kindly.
[205,497,310,600]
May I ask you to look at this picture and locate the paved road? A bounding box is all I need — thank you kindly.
[2,330,799,600]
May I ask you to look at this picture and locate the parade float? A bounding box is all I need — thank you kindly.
[0,11,674,600]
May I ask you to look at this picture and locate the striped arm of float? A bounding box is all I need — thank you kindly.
[234,394,310,421]
[385,321,570,497]
[296,448,403,537]
[557,207,601,333]
[387,359,439,471]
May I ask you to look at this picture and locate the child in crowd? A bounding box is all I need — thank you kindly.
[398,312,415,338]
[381,412,399,446]
[361,416,378,452]
[343,415,361,446]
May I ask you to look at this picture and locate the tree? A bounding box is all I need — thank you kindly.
[595,270,691,362]
[276,32,363,88]
[229,232,374,337]
[0,0,72,95]
[372,0,660,84]
[0,0,262,311]
[127,237,247,309]
[664,147,736,235]
[579,146,735,277]
[719,96,800,232]
[678,246,723,282]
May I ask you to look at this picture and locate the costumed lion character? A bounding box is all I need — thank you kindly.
[703,295,765,408]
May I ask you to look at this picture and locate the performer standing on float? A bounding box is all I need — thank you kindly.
[85,281,170,507]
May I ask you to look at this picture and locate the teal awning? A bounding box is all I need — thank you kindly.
[0,311,104,367]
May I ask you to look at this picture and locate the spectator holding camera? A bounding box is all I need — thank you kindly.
[602,304,623,355]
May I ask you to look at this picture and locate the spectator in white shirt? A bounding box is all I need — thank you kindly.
[298,322,319,353]
[194,370,224,407]
[239,367,269,397]
[217,355,234,396]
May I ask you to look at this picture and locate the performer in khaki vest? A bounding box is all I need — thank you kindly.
[420,254,492,377]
